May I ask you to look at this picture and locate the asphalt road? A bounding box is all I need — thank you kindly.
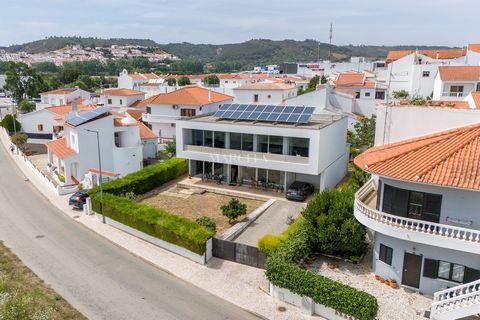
[0,145,260,320]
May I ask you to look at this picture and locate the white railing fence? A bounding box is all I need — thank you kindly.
[431,279,480,318]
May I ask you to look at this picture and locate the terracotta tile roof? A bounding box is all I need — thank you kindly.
[126,109,144,121]
[88,168,119,177]
[438,66,480,81]
[471,92,480,109]
[145,86,233,106]
[46,99,96,119]
[46,137,76,159]
[101,88,145,96]
[40,88,77,95]
[354,123,480,190]
[138,122,158,139]
[234,82,296,91]
[386,48,466,63]
[468,44,480,53]
[333,72,386,90]
[129,74,147,80]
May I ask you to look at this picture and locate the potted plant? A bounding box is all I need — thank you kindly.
[379,277,385,283]
[390,279,398,289]
[236,178,241,187]
[384,279,390,286]
[374,274,380,281]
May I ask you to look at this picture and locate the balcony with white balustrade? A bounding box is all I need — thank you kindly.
[354,179,480,254]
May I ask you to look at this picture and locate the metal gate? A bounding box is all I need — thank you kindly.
[212,238,267,269]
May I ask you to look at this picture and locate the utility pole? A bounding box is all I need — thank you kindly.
[85,129,105,224]
[329,22,333,61]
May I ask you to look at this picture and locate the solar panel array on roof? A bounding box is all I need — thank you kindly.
[65,106,110,127]
[213,104,315,124]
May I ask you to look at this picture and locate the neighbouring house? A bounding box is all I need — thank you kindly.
[98,88,146,112]
[45,106,157,186]
[233,82,297,104]
[432,66,480,100]
[353,123,480,320]
[466,44,480,66]
[117,69,161,90]
[37,87,91,110]
[175,103,349,191]
[141,85,233,143]
[20,99,96,139]
[385,49,467,99]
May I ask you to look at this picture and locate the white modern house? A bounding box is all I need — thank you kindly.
[233,82,297,104]
[117,69,161,90]
[354,123,480,320]
[385,49,467,99]
[141,85,233,143]
[432,66,480,100]
[98,88,146,112]
[37,87,91,110]
[46,107,157,186]
[176,104,349,191]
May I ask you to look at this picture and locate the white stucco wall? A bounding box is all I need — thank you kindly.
[20,109,56,134]
[233,88,296,104]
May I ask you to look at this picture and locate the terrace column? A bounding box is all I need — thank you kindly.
[282,136,289,155]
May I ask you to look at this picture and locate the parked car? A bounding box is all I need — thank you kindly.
[69,190,89,209]
[286,181,315,201]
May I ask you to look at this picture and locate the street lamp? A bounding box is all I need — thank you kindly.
[85,129,105,224]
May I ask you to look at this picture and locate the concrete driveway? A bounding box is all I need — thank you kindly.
[233,199,306,247]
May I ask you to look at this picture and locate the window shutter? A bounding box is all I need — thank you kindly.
[386,247,393,265]
[423,259,438,278]
[464,267,480,283]
[379,244,386,261]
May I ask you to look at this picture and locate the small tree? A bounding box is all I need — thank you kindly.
[17,100,36,113]
[165,78,176,86]
[221,198,247,223]
[162,139,176,158]
[203,75,220,87]
[392,90,409,99]
[320,75,327,84]
[0,114,21,132]
[348,115,376,149]
[177,76,191,86]
[10,132,28,150]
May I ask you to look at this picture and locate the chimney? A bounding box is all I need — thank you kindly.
[208,89,212,102]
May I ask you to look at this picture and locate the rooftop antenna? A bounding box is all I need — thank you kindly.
[329,22,333,61]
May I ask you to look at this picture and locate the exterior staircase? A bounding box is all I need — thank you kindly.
[430,279,480,319]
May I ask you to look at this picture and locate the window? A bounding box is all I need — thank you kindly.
[364,92,371,97]
[146,106,151,114]
[257,135,268,153]
[268,136,283,154]
[181,109,196,117]
[379,244,393,265]
[230,133,253,151]
[422,71,430,77]
[119,99,123,105]
[437,261,465,283]
[107,99,112,104]
[450,85,464,93]
[192,129,203,146]
[204,131,213,147]
[170,123,175,127]
[288,137,309,157]
[477,82,480,92]
[37,124,43,132]
[375,91,386,100]
[213,131,225,148]
[253,94,259,102]
[354,92,360,99]
[267,94,271,99]
[241,134,253,151]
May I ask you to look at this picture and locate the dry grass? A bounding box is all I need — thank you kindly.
[0,241,85,320]
[141,190,264,235]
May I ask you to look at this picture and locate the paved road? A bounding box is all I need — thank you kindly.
[0,145,259,320]
[234,200,306,247]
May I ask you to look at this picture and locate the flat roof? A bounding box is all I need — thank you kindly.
[183,113,344,130]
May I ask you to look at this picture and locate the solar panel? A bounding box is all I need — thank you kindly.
[65,106,110,127]
[214,104,314,124]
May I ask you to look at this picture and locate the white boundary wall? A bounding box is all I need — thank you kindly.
[94,213,212,265]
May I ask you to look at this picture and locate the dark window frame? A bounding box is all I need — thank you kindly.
[379,244,393,265]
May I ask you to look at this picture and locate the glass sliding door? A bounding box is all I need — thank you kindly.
[288,137,309,157]
[213,131,225,148]
[268,136,283,154]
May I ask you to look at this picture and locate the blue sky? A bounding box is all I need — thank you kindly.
[0,0,477,47]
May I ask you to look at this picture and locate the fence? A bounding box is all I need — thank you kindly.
[212,238,266,269]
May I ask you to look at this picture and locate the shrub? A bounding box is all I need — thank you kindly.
[258,216,304,255]
[265,221,378,320]
[195,216,217,233]
[392,89,409,99]
[221,198,247,223]
[0,114,21,133]
[90,193,214,255]
[10,132,28,150]
[89,157,187,196]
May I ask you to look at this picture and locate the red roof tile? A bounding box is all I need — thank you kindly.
[138,122,158,139]
[468,44,480,53]
[40,88,78,95]
[354,123,480,190]
[145,86,232,106]
[126,109,144,121]
[386,49,466,63]
[46,138,76,159]
[438,66,480,81]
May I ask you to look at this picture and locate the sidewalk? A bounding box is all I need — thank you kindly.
[0,130,314,320]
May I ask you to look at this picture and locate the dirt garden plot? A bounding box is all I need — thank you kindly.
[140,186,265,235]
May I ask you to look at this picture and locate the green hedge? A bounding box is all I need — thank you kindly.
[90,193,214,255]
[265,221,378,320]
[89,158,188,196]
[258,216,304,255]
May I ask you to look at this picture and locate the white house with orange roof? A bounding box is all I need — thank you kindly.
[354,123,480,319]
[432,66,480,100]
[45,107,157,187]
[233,82,296,104]
[466,44,480,66]
[141,85,233,143]
[117,69,161,90]
[37,87,91,109]
[98,88,146,112]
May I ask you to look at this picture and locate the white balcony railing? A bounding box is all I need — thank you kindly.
[441,92,464,98]
[430,279,480,320]
[354,179,480,254]
[183,144,310,164]
[142,113,192,123]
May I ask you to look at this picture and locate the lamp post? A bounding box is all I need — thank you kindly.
[85,129,105,224]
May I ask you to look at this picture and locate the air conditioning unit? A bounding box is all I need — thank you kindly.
[172,105,179,110]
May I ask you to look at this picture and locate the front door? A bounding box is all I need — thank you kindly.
[230,165,238,184]
[402,252,422,288]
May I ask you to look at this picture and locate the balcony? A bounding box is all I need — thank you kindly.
[142,113,191,123]
[183,144,310,164]
[441,92,464,98]
[354,179,480,254]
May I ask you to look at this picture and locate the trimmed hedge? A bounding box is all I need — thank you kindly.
[89,158,188,196]
[258,216,304,255]
[265,221,378,320]
[90,193,214,255]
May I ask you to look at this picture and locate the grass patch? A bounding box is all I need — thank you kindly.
[0,241,85,320]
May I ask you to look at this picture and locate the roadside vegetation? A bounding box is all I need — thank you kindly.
[0,241,85,320]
